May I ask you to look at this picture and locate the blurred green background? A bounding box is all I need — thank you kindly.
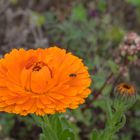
[0,0,140,140]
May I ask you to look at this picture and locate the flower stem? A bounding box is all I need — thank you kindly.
[98,99,126,140]
[32,115,58,140]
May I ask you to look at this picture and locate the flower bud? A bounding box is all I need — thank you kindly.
[114,83,137,111]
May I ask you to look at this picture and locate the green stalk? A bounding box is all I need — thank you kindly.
[98,99,126,140]
[32,115,59,140]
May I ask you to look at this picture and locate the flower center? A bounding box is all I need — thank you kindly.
[32,61,45,72]
[123,84,131,89]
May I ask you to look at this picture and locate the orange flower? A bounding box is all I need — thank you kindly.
[115,83,136,96]
[0,47,91,115]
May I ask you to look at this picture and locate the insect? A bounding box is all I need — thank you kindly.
[69,73,77,77]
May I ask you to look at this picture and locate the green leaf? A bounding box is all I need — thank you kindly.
[45,12,56,22]
[42,124,58,140]
[39,134,46,140]
[60,114,80,140]
[72,109,85,122]
[102,85,112,96]
[126,0,140,6]
[93,73,106,89]
[107,60,119,74]
[31,12,46,27]
[33,115,58,140]
[50,115,63,138]
[71,5,87,22]
[97,0,107,12]
[60,129,75,140]
[106,26,124,43]
[0,114,15,136]
[61,117,72,130]
[31,114,43,127]
[113,115,126,133]
[91,130,98,140]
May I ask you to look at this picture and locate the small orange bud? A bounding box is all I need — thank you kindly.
[115,83,136,96]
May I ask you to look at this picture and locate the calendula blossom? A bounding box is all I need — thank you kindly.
[0,47,91,115]
[115,83,136,96]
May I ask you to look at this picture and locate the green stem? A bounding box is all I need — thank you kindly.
[42,115,51,127]
[32,115,58,140]
[98,100,126,140]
